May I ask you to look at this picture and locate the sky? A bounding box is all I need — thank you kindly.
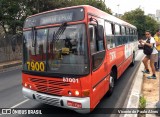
[105,0,160,15]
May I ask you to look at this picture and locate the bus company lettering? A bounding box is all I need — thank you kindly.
[63,77,79,83]
[125,43,133,59]
[110,51,116,61]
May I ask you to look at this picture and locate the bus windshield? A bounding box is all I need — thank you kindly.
[23,24,89,75]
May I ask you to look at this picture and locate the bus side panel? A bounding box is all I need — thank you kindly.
[103,75,110,94]
[90,53,111,109]
[90,54,110,109]
[79,76,92,95]
[106,46,124,79]
[91,65,107,108]
[117,43,135,78]
[115,46,125,78]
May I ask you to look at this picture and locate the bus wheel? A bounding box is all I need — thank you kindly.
[130,53,135,67]
[107,70,116,96]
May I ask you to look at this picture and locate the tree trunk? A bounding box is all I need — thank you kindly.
[1,24,7,34]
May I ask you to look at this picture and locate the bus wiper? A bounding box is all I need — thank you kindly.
[52,22,67,43]
[31,27,37,55]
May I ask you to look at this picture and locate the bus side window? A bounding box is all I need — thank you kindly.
[89,24,105,71]
[130,29,134,42]
[121,26,126,44]
[105,21,114,49]
[115,24,122,46]
[89,25,105,53]
[125,27,129,43]
[134,29,138,41]
[95,25,105,51]
[89,25,97,54]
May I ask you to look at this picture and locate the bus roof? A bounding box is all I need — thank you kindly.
[84,5,136,29]
[26,5,87,19]
[26,5,136,29]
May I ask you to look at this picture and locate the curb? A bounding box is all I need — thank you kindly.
[0,61,22,73]
[2,62,22,69]
[122,62,144,117]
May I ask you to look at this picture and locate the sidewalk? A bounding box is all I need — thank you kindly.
[122,61,160,117]
[142,64,160,117]
[0,60,22,72]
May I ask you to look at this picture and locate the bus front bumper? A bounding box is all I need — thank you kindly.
[22,87,90,113]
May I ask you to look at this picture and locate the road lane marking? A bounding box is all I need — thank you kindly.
[10,99,29,108]
[0,99,29,115]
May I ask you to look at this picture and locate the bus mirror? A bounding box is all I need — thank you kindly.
[90,17,98,26]
[95,25,104,41]
[89,27,94,41]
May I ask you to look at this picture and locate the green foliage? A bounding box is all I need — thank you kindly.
[24,0,112,15]
[139,96,146,109]
[121,8,159,38]
[0,0,25,34]
[145,16,159,35]
[0,0,111,34]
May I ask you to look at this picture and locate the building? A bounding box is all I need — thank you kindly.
[114,13,123,18]
[148,14,156,19]
[156,10,160,18]
[148,12,160,23]
[156,10,160,22]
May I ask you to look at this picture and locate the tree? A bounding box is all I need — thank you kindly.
[0,0,26,34]
[145,16,159,35]
[23,0,112,14]
[121,8,159,38]
[0,0,112,34]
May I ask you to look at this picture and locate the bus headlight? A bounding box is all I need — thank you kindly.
[75,90,79,96]
[24,83,28,87]
[68,91,72,96]
[29,85,32,89]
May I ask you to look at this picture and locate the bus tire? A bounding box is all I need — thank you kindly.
[130,52,135,67]
[107,69,116,96]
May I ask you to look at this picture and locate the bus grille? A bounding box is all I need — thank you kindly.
[30,78,47,84]
[48,80,70,86]
[30,78,70,96]
[36,94,60,106]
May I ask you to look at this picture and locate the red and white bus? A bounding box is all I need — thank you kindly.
[22,5,138,113]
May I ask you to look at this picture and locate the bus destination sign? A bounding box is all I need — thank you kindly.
[24,8,84,28]
[40,13,73,25]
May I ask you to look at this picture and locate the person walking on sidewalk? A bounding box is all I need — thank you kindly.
[154,29,160,71]
[139,30,158,79]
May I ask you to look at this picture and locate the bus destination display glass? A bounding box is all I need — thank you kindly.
[24,8,85,28]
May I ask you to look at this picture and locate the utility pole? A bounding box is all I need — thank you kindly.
[37,0,39,13]
[117,4,120,17]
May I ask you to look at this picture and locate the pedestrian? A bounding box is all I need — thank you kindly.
[139,30,158,79]
[154,29,160,71]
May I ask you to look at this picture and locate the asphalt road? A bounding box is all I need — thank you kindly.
[0,50,144,117]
